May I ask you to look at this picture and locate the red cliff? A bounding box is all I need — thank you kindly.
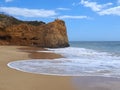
[0,14,69,48]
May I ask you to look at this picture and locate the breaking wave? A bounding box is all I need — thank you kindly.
[8,47,120,77]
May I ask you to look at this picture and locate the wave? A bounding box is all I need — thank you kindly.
[7,47,120,77]
[46,47,120,60]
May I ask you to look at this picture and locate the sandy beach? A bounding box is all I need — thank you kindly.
[1,46,120,90]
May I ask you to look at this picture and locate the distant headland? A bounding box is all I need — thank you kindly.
[0,13,69,48]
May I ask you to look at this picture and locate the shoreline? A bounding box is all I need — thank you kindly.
[1,46,120,90]
[0,46,74,90]
[19,46,63,59]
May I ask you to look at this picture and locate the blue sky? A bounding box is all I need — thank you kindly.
[0,0,120,41]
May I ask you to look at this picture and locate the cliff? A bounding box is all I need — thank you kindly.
[0,14,69,48]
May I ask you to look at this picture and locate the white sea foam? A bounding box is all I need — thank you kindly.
[7,47,120,77]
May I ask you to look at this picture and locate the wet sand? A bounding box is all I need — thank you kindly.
[72,76,120,90]
[0,46,74,90]
[1,46,120,90]
[19,46,63,59]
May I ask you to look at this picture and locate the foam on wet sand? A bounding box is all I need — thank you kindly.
[1,46,120,90]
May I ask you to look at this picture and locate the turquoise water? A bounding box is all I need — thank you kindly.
[70,41,120,55]
[8,41,120,78]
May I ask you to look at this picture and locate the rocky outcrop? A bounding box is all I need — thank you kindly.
[0,14,69,48]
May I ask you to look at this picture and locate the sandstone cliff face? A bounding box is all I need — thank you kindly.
[0,14,69,48]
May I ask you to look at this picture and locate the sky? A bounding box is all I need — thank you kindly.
[0,0,120,41]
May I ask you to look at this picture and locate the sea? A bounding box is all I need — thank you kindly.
[8,41,120,78]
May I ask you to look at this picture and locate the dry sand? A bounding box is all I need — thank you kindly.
[0,46,74,90]
[0,46,120,90]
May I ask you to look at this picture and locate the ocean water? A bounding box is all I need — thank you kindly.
[8,41,120,78]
